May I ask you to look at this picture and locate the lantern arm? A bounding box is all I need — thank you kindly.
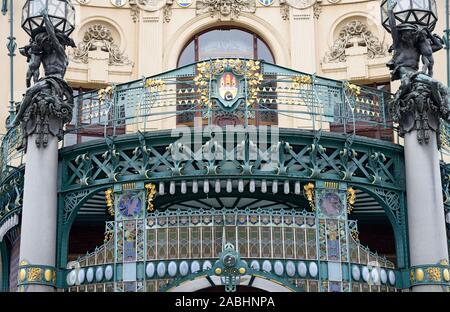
[387,0,400,49]
[41,9,65,57]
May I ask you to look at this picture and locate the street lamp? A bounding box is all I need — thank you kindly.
[21,0,75,38]
[380,0,438,33]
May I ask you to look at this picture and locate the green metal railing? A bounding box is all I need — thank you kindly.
[65,59,393,143]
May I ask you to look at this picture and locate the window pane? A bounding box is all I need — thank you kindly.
[257,38,274,63]
[199,29,253,60]
[178,40,195,67]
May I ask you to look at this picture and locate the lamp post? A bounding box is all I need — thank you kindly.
[16,0,75,292]
[381,0,450,292]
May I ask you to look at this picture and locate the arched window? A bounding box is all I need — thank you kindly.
[178,27,275,67]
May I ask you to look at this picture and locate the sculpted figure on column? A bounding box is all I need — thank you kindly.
[13,9,76,150]
[386,0,450,145]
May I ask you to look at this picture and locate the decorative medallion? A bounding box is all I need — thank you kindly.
[177,0,192,7]
[258,0,274,6]
[111,0,127,7]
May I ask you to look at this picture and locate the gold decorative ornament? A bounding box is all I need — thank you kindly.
[292,75,312,89]
[122,182,137,190]
[245,60,263,107]
[426,267,441,281]
[439,259,449,266]
[145,183,157,212]
[324,181,338,189]
[215,268,222,275]
[27,268,42,282]
[443,269,450,282]
[347,187,356,214]
[98,85,115,104]
[415,268,424,281]
[239,267,246,274]
[105,189,114,216]
[44,269,53,282]
[303,183,315,211]
[19,260,29,266]
[145,79,166,92]
[18,269,26,282]
[194,62,212,108]
[344,81,361,97]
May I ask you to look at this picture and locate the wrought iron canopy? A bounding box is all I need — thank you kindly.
[381,0,438,33]
[21,0,75,38]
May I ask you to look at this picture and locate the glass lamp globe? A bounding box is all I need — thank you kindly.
[381,0,438,33]
[21,0,75,38]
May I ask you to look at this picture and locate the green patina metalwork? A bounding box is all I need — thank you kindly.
[0,169,23,227]
[0,239,9,292]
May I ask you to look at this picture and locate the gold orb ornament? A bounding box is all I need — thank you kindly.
[44,269,53,282]
[415,268,424,281]
[443,269,450,282]
[239,267,246,274]
[215,268,222,275]
[18,269,26,282]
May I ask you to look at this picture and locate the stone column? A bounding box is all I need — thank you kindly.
[404,131,449,292]
[17,134,59,292]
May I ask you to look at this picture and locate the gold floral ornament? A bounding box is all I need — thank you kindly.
[98,85,115,104]
[245,60,263,107]
[105,189,114,216]
[303,183,315,211]
[347,187,356,214]
[145,183,157,212]
[27,268,42,282]
[145,78,166,92]
[292,75,312,89]
[194,62,212,108]
[344,81,361,97]
[426,267,441,281]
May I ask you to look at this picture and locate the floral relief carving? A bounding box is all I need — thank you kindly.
[196,0,256,20]
[323,20,388,63]
[70,24,132,66]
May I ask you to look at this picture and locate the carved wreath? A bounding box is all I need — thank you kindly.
[324,20,388,63]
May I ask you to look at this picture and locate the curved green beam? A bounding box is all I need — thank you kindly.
[161,268,303,292]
